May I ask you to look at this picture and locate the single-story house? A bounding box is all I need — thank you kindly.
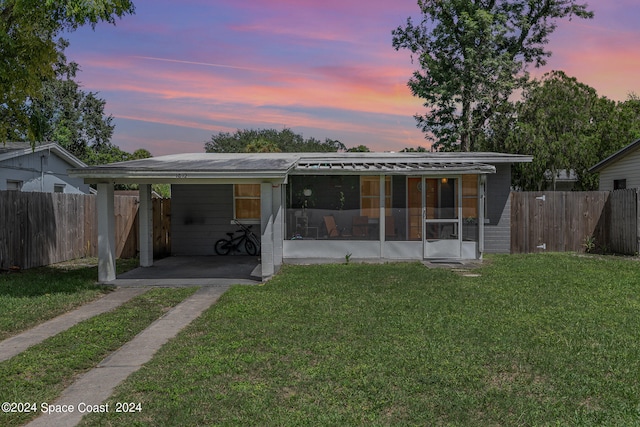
[0,142,91,194]
[68,151,532,282]
[589,138,640,191]
[543,169,577,191]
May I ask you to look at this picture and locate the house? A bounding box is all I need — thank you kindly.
[543,169,577,191]
[68,151,532,282]
[589,138,640,191]
[0,142,91,194]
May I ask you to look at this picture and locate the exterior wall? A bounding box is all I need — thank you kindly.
[0,151,90,193]
[171,184,235,255]
[598,148,640,191]
[484,164,512,254]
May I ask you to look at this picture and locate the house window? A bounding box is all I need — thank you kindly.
[6,180,22,191]
[54,184,65,193]
[462,175,478,219]
[360,176,391,218]
[234,184,261,221]
[613,179,626,190]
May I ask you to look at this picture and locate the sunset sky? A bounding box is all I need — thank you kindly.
[64,0,640,156]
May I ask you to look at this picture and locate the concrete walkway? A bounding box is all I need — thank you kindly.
[25,285,229,427]
[0,287,147,363]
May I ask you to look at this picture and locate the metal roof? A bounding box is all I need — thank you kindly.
[69,151,531,183]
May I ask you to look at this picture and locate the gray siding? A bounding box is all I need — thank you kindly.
[171,184,235,255]
[484,164,512,254]
[598,148,640,191]
[0,150,90,193]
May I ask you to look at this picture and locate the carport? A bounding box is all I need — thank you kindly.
[70,153,298,283]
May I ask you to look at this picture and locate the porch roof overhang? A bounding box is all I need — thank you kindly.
[293,160,496,175]
[69,151,532,184]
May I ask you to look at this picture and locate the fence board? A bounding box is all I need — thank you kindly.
[0,192,172,270]
[511,190,637,255]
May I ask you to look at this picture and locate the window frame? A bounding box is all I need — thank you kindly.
[233,184,261,223]
[360,176,392,218]
[613,179,627,190]
[6,180,22,191]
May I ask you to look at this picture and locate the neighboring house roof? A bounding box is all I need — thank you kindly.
[589,138,640,173]
[543,169,577,182]
[0,141,88,169]
[69,152,532,182]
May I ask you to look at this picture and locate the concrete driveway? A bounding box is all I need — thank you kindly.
[107,255,262,286]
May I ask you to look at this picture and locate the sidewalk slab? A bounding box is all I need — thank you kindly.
[25,285,229,427]
[0,287,147,363]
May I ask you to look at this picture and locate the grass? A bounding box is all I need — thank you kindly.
[0,257,138,340]
[0,286,198,427]
[77,253,640,426]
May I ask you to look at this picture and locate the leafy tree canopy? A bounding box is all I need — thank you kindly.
[346,145,371,152]
[400,146,429,152]
[20,39,116,164]
[486,71,640,190]
[392,0,593,152]
[205,128,348,153]
[0,0,134,141]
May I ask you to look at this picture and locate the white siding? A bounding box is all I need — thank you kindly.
[598,147,640,191]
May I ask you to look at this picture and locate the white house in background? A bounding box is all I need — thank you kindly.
[589,138,640,191]
[0,142,90,194]
[69,151,532,282]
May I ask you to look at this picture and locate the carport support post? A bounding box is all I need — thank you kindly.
[260,183,274,279]
[139,184,153,267]
[272,184,284,272]
[97,183,116,282]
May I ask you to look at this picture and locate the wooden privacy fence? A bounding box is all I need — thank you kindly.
[0,191,171,270]
[511,190,639,255]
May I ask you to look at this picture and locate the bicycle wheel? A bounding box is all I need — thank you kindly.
[244,239,258,256]
[214,239,231,255]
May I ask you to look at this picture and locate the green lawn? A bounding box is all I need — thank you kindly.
[77,253,640,426]
[0,286,197,427]
[0,258,138,340]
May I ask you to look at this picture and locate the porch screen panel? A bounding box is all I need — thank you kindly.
[234,184,261,220]
[360,176,391,218]
[462,175,478,219]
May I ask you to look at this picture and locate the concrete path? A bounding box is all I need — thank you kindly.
[25,285,229,427]
[0,287,147,363]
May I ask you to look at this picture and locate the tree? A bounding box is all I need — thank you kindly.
[491,71,631,190]
[346,145,371,152]
[205,128,346,153]
[26,39,115,164]
[400,146,429,152]
[392,0,593,152]
[0,0,134,141]
[245,138,282,153]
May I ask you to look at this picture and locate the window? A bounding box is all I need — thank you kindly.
[360,176,391,218]
[462,175,478,219]
[54,184,65,193]
[6,180,22,191]
[613,179,626,190]
[234,184,261,221]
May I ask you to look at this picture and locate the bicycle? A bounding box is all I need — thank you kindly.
[214,219,261,256]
